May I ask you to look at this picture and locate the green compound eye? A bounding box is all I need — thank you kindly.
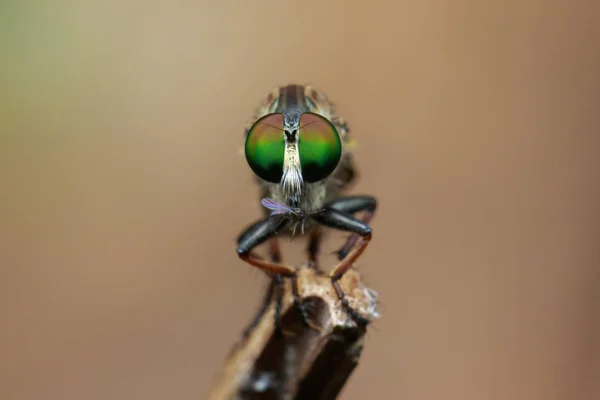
[298,113,342,183]
[245,113,285,183]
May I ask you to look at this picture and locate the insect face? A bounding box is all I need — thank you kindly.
[244,111,342,200]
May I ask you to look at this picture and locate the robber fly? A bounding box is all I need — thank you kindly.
[237,84,377,333]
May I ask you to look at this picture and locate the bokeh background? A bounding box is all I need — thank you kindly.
[1,1,599,399]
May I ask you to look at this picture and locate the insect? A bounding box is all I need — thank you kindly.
[260,198,310,238]
[237,84,377,334]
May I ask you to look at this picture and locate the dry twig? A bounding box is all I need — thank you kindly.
[208,265,380,400]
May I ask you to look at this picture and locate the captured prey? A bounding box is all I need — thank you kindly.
[260,198,322,238]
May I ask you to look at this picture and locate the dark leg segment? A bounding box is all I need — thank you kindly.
[306,228,323,272]
[273,275,284,337]
[291,275,310,327]
[326,195,376,215]
[237,216,288,255]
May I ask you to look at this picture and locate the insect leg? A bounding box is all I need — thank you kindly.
[237,217,310,332]
[306,228,324,272]
[267,238,311,329]
[290,273,313,330]
[325,196,377,260]
[273,274,284,337]
[241,237,286,337]
[237,217,297,277]
[312,209,372,325]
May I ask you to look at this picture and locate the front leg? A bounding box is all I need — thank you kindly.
[237,217,310,335]
[237,217,296,278]
[240,237,284,338]
[312,208,373,325]
[326,195,377,260]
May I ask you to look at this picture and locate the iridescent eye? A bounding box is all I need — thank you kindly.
[245,113,285,183]
[298,113,342,182]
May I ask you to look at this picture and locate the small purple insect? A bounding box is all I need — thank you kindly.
[261,198,314,239]
[261,198,303,216]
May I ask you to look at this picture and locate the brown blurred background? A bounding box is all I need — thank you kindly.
[1,1,599,399]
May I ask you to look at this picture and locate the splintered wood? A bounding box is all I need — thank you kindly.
[208,265,380,400]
